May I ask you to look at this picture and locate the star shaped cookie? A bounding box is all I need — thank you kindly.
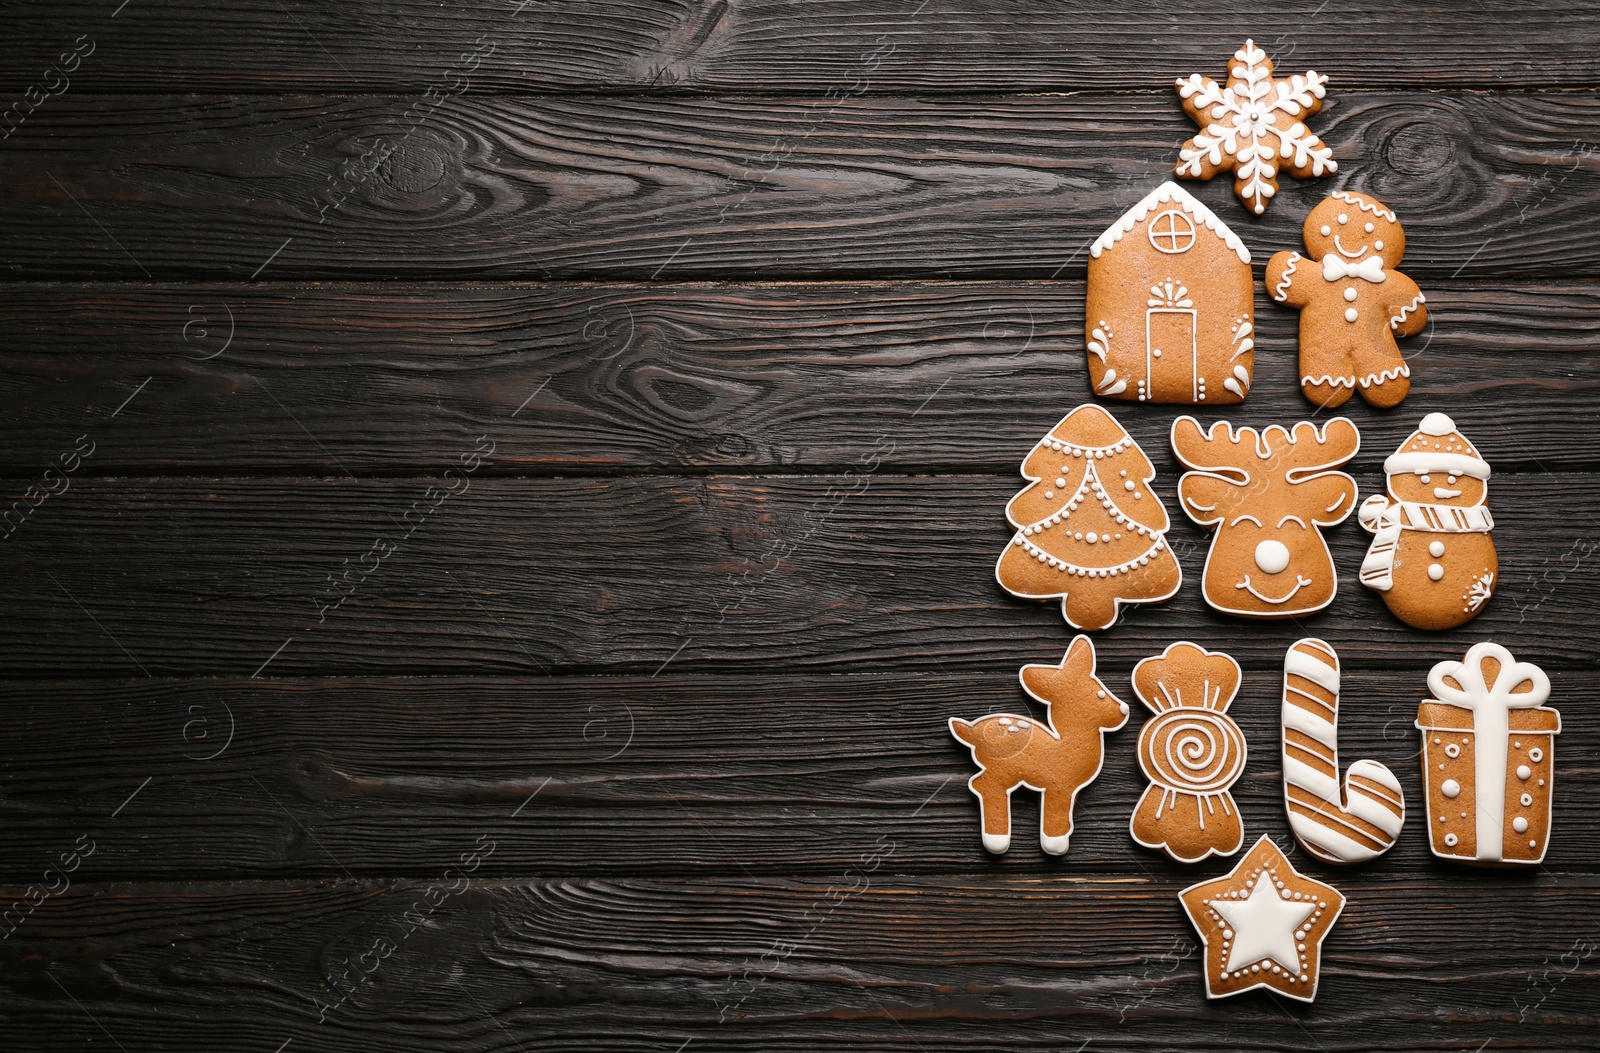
[1178,835,1345,1002]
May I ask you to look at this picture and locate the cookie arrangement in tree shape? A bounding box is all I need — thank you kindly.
[1266,191,1428,408]
[1179,835,1346,1002]
[1085,181,1254,405]
[1171,416,1360,618]
[1416,642,1559,866]
[1174,39,1336,215]
[1280,639,1405,864]
[948,636,1129,855]
[1359,413,1496,629]
[995,404,1182,631]
[1129,642,1248,863]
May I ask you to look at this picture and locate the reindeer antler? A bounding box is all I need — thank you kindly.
[1262,419,1361,478]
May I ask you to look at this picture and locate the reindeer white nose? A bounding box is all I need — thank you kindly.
[1254,539,1291,574]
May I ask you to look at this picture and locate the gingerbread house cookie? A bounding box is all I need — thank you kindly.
[1086,182,1254,405]
[1417,642,1559,866]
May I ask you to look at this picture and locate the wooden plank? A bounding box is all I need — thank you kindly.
[1,874,1596,1050]
[1,671,1595,879]
[3,92,1598,279]
[3,474,1596,677]
[1,279,1596,474]
[8,1,1600,93]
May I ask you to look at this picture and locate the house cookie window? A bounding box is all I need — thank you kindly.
[1148,210,1197,254]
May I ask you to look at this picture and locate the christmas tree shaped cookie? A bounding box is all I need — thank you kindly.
[996,405,1181,630]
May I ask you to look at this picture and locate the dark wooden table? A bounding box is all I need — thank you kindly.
[3,3,1598,1049]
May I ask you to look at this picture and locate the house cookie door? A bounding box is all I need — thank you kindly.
[1146,307,1197,402]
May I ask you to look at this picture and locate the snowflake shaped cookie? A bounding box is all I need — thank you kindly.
[1175,39,1336,215]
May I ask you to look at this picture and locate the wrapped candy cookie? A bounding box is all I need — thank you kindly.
[1415,642,1560,866]
[1358,413,1496,630]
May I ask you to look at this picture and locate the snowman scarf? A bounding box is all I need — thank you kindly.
[1359,500,1494,591]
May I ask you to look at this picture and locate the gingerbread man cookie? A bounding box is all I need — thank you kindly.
[1179,836,1346,1002]
[995,404,1182,631]
[1266,191,1428,408]
[1129,642,1248,863]
[1359,413,1496,630]
[1174,39,1336,215]
[1171,417,1360,619]
[948,636,1129,855]
[1416,642,1560,866]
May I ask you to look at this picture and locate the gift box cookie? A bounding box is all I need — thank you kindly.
[1415,642,1559,866]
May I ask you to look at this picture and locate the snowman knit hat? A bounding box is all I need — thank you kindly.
[1383,412,1490,480]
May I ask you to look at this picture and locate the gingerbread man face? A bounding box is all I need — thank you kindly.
[1301,192,1405,271]
[1387,470,1486,508]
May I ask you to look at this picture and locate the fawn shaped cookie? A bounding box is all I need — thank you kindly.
[948,636,1129,855]
[1266,192,1427,408]
[1129,642,1248,863]
[1174,39,1337,215]
[996,404,1182,631]
[1171,417,1360,619]
[1281,639,1405,864]
[1359,413,1496,629]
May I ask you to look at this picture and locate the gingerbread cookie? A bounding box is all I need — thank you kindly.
[1179,835,1346,1002]
[1171,416,1360,619]
[1359,413,1496,630]
[995,404,1182,631]
[1086,181,1254,404]
[948,636,1130,855]
[1129,642,1247,863]
[1266,191,1428,408]
[1280,639,1405,864]
[1416,642,1559,866]
[1174,39,1336,215]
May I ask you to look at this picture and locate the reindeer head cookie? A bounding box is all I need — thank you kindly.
[1171,417,1360,618]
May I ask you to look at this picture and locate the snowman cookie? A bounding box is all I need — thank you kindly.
[1358,413,1496,630]
[1265,192,1427,408]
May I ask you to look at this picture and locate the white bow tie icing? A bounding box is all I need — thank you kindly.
[1322,255,1386,282]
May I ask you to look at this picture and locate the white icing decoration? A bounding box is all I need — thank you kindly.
[1382,451,1489,479]
[1440,779,1460,798]
[1344,307,1359,323]
[1517,765,1532,780]
[1444,832,1458,847]
[1428,563,1445,581]
[1272,252,1300,302]
[1513,817,1529,833]
[1420,643,1557,864]
[1322,255,1386,283]
[1089,181,1250,264]
[1332,190,1396,223]
[1520,793,1534,807]
[948,636,1128,856]
[1343,288,1358,302]
[1212,873,1315,973]
[1429,541,1446,558]
[1390,293,1425,331]
[1174,40,1335,216]
[1529,747,1544,762]
[1280,639,1405,864]
[1254,539,1291,575]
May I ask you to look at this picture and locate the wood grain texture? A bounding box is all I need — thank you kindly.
[6,0,1600,93]
[3,92,1598,279]
[2,474,1598,677]
[0,672,1596,879]
[1,874,1596,1051]
[1,280,1596,474]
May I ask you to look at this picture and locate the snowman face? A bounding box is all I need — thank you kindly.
[1388,470,1486,507]
[1302,195,1405,269]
